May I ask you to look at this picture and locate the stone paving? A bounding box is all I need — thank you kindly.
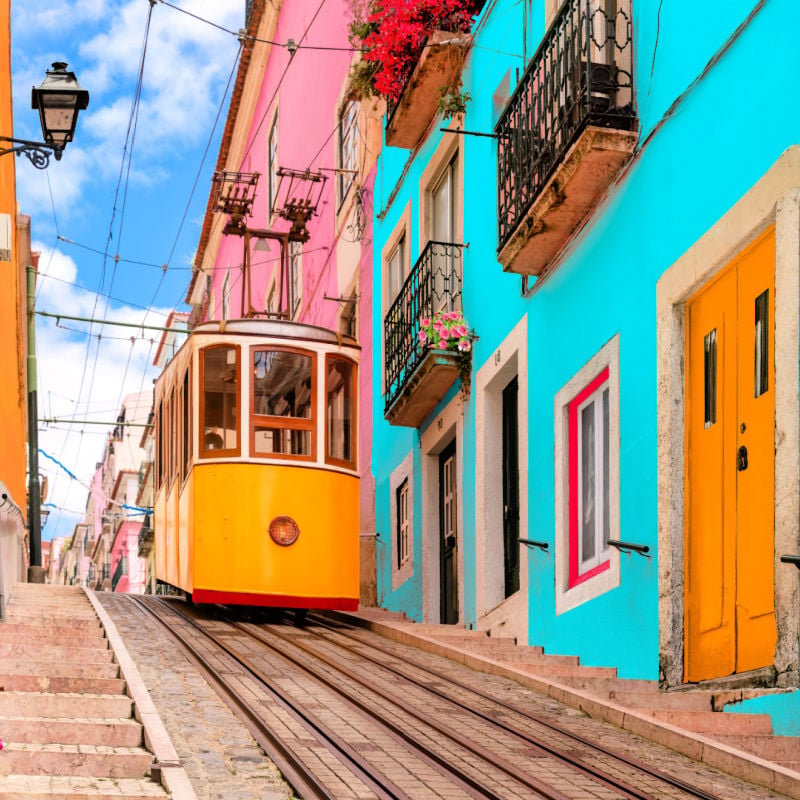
[95,593,796,799]
[96,593,295,800]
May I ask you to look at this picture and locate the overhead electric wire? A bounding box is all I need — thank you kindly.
[156,0,361,52]
[239,0,329,167]
[158,40,244,315]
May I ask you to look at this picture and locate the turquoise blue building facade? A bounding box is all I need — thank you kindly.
[370,0,800,717]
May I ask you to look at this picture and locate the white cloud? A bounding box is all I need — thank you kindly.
[33,242,173,539]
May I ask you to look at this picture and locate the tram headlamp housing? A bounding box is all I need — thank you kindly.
[269,515,300,546]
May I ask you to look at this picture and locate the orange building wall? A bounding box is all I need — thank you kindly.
[0,0,29,514]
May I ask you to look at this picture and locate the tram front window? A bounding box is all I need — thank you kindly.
[252,349,314,457]
[201,346,239,455]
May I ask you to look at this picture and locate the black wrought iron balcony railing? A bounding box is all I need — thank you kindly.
[111,555,128,592]
[138,515,154,553]
[496,0,635,251]
[384,240,463,411]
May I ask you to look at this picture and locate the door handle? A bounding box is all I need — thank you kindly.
[737,445,748,471]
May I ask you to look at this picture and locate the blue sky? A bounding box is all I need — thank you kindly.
[12,0,246,541]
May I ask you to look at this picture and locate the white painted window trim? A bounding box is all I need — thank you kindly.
[390,451,414,590]
[554,334,620,615]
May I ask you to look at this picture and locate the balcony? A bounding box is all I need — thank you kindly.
[496,0,636,276]
[384,241,465,427]
[138,515,154,557]
[385,30,472,149]
[111,556,128,592]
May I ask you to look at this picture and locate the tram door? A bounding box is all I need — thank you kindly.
[439,440,459,624]
[685,228,777,682]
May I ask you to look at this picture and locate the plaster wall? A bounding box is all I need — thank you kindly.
[372,0,800,682]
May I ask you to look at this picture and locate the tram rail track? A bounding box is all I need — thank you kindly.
[129,596,765,800]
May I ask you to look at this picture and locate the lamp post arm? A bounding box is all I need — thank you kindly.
[0,136,62,170]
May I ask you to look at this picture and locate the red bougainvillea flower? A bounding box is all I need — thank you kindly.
[361,0,483,103]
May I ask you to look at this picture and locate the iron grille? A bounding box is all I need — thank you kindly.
[496,0,635,251]
[384,240,463,411]
[111,556,128,592]
[138,515,153,552]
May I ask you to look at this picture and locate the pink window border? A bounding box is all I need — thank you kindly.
[568,366,610,589]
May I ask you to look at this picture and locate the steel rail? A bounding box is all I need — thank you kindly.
[187,601,546,800]
[227,616,575,800]
[306,614,728,800]
[129,597,404,800]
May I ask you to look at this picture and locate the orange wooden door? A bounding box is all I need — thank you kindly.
[685,228,777,682]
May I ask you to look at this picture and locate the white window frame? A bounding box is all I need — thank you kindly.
[337,100,359,208]
[222,269,231,321]
[289,241,302,318]
[397,479,410,568]
[268,112,279,218]
[390,451,414,589]
[554,335,620,615]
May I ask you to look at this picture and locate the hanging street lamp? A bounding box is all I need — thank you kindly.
[0,62,89,169]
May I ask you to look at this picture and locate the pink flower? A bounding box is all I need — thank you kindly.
[455,325,468,337]
[438,339,448,349]
[458,339,471,352]
[439,328,450,338]
[421,317,430,327]
[418,329,428,343]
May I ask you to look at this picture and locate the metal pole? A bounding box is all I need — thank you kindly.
[26,265,45,582]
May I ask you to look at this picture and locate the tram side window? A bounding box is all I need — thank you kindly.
[181,367,190,479]
[201,346,240,456]
[252,349,314,458]
[326,356,356,469]
[155,400,163,488]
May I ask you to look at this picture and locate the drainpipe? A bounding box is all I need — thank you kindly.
[26,264,45,583]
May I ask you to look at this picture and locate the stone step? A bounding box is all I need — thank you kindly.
[709,733,800,763]
[1,619,104,637]
[550,675,660,693]
[0,691,133,720]
[606,689,717,711]
[2,715,143,747]
[511,662,618,679]
[2,629,107,649]
[0,672,126,694]
[0,743,153,778]
[0,774,167,799]
[0,659,120,680]
[0,641,114,663]
[644,708,773,735]
[480,649,581,667]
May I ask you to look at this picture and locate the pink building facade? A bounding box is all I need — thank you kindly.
[186,0,380,602]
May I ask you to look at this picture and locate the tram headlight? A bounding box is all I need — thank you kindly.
[269,515,300,546]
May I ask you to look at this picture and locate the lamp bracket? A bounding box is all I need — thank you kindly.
[0,136,62,170]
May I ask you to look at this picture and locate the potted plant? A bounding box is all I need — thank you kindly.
[418,309,474,394]
[348,0,484,145]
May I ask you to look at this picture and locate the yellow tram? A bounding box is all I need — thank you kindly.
[153,319,359,609]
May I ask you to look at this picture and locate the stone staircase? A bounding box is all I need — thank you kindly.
[0,583,167,799]
[347,609,800,798]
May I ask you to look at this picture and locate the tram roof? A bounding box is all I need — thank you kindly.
[189,318,360,349]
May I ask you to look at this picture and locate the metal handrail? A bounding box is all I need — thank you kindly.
[496,0,635,250]
[384,240,464,410]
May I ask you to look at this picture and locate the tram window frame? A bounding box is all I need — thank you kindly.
[199,344,242,459]
[325,354,357,471]
[155,399,163,489]
[181,365,191,483]
[164,391,173,488]
[251,346,316,462]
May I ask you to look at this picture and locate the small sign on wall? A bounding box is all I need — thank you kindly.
[0,213,11,261]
